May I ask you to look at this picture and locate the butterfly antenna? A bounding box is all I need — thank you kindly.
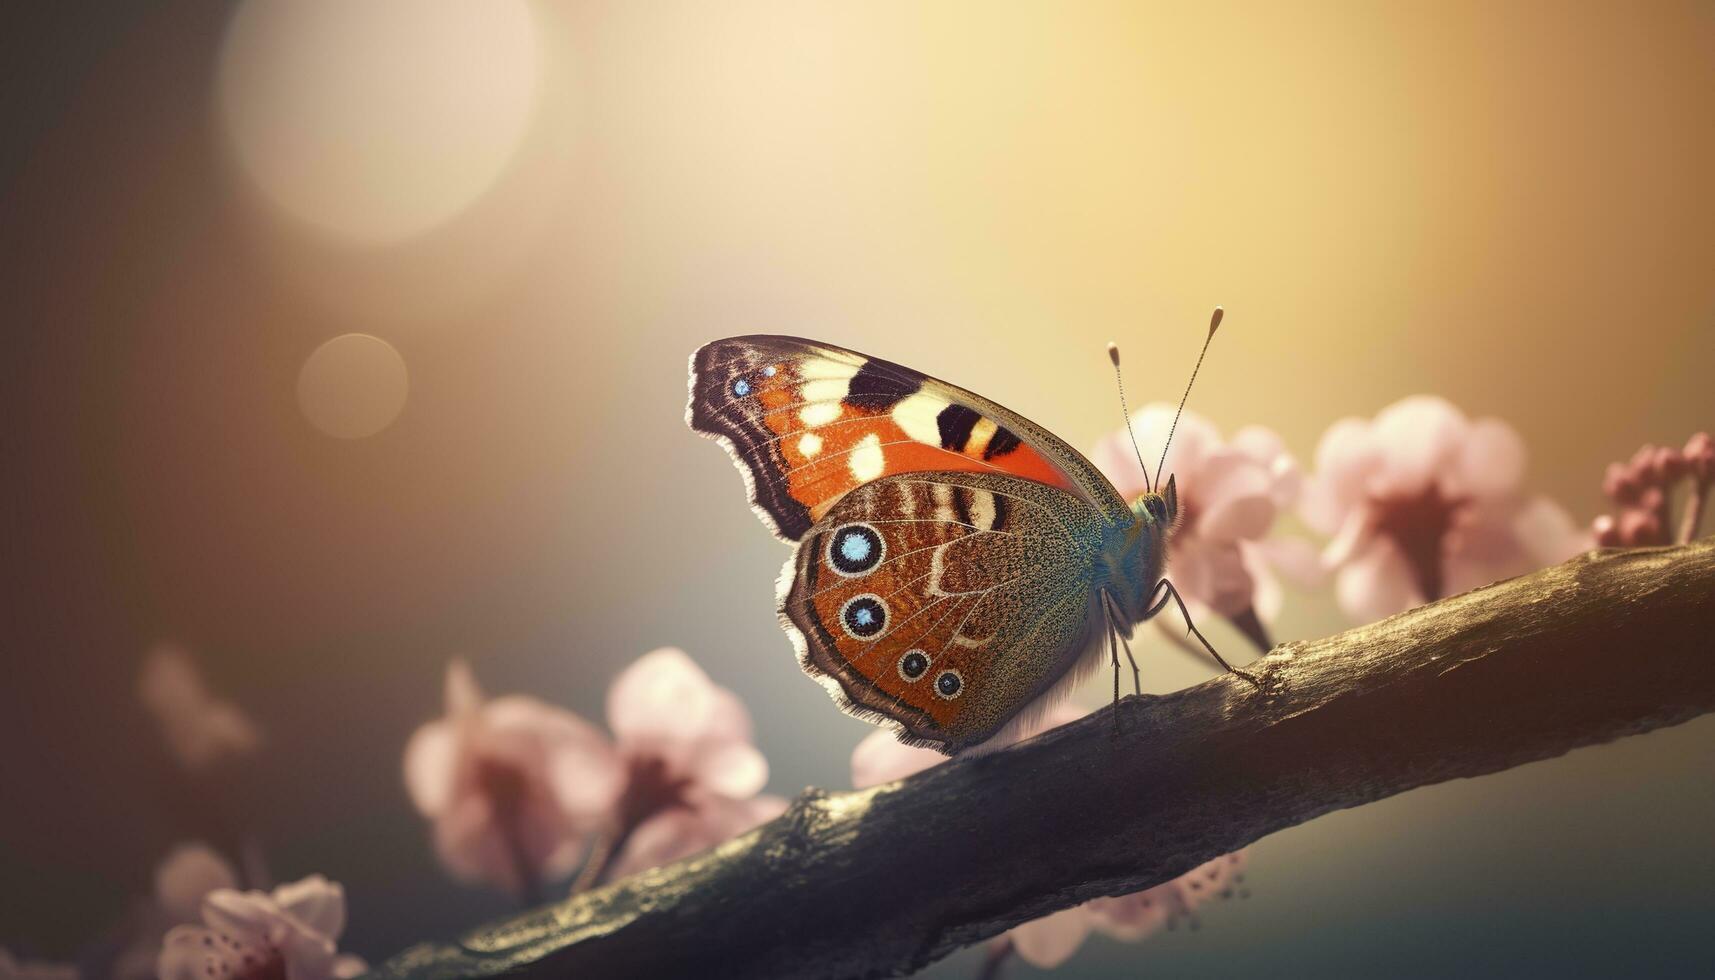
[1154,306,1223,488]
[1107,342,1152,492]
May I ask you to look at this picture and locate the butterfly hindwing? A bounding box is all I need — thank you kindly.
[779,471,1107,753]
[688,336,1128,541]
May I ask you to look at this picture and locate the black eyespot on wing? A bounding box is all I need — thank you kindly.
[828,523,885,576]
[934,669,963,699]
[898,649,929,681]
[840,594,888,639]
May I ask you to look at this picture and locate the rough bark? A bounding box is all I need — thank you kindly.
[369,541,1715,980]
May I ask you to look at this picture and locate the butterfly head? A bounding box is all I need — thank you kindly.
[1130,473,1179,530]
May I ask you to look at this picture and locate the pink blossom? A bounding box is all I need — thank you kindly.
[597,648,787,882]
[0,949,77,980]
[404,650,784,899]
[404,660,624,899]
[1301,396,1589,622]
[1090,405,1320,629]
[156,875,365,980]
[1088,851,1248,938]
[138,644,261,772]
[850,704,1247,970]
[112,844,246,980]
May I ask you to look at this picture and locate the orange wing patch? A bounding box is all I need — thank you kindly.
[689,338,1079,540]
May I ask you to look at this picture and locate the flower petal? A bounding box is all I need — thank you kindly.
[1451,417,1527,499]
[1239,544,1284,623]
[271,875,346,941]
[542,737,627,822]
[1335,538,1423,621]
[444,659,485,718]
[200,889,277,940]
[1165,529,1211,597]
[1370,396,1468,497]
[699,686,757,747]
[607,648,723,749]
[1302,417,1382,534]
[1252,535,1326,589]
[485,695,624,821]
[155,842,240,923]
[1232,424,1303,508]
[1087,886,1172,942]
[1169,538,1256,618]
[688,740,769,800]
[431,792,512,891]
[1229,424,1286,465]
[1195,451,1277,542]
[1009,906,1094,968]
[156,926,222,980]
[402,719,460,816]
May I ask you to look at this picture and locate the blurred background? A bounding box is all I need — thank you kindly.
[2,1,1711,976]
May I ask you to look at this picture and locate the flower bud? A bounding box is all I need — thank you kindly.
[1619,508,1663,547]
[1684,432,1714,481]
[1649,446,1687,482]
[1603,462,1640,502]
[1591,514,1620,547]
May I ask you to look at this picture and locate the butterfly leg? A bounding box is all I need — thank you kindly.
[1103,592,1144,696]
[1161,579,1262,689]
[1099,598,1124,735]
[1108,616,1122,735]
[1116,624,1142,697]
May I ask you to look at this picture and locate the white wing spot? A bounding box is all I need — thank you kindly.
[798,432,824,457]
[969,489,997,530]
[890,393,946,447]
[800,402,842,426]
[797,358,860,382]
[850,432,885,482]
[931,484,957,522]
[802,378,849,404]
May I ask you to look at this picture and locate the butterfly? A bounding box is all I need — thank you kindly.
[687,312,1251,755]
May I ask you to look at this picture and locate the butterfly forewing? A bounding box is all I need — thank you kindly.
[780,472,1106,753]
[688,336,1129,541]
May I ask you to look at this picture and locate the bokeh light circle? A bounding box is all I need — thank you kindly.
[218,0,540,243]
[297,334,410,439]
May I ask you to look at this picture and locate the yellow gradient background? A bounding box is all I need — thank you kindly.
[1,2,1709,976]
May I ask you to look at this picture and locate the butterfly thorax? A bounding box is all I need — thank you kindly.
[1101,509,1166,627]
[1103,478,1180,625]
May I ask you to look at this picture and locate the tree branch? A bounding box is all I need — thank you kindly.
[369,541,1715,980]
